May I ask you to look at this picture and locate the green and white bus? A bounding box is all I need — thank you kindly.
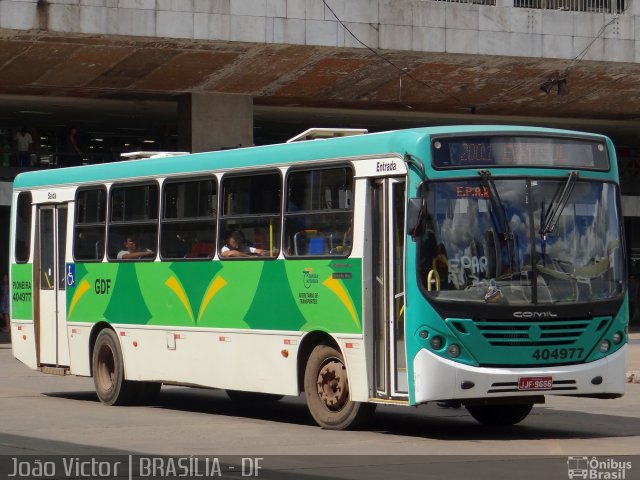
[9,126,628,429]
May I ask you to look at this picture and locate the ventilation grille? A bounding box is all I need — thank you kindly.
[472,317,607,347]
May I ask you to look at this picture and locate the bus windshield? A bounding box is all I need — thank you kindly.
[418,178,625,305]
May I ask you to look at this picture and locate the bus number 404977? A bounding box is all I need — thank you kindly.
[532,347,584,361]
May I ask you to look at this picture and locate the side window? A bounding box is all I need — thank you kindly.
[284,166,353,257]
[73,188,106,261]
[219,172,281,259]
[161,178,217,259]
[107,183,158,261]
[14,192,32,263]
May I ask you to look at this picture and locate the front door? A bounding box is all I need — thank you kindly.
[372,177,407,399]
[37,205,69,366]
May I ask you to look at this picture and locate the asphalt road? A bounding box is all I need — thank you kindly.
[1,333,639,479]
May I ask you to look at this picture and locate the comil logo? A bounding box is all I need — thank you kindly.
[513,311,558,318]
[567,456,632,479]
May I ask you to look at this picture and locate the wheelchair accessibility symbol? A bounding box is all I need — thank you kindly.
[66,264,75,287]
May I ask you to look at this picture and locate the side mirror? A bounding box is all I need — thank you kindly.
[407,197,426,240]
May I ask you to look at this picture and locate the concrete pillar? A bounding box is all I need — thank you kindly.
[178,93,253,153]
[0,181,12,206]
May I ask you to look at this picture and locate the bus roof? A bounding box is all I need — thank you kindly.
[13,125,611,189]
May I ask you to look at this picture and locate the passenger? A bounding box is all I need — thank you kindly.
[221,230,268,258]
[188,240,215,258]
[117,236,155,260]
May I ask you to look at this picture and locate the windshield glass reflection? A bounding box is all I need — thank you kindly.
[418,179,625,305]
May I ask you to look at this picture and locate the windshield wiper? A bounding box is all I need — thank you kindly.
[540,171,578,239]
[479,170,519,296]
[479,170,513,241]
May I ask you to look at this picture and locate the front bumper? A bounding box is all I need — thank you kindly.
[413,345,627,404]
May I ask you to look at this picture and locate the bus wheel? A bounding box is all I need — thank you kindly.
[92,329,138,406]
[226,390,284,402]
[304,344,375,430]
[466,403,534,426]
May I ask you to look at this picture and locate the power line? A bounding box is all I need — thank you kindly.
[570,14,619,67]
[321,0,466,106]
[322,0,621,112]
[473,13,621,110]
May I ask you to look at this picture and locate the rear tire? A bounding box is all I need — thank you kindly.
[226,390,284,403]
[466,403,534,426]
[92,328,139,406]
[304,344,375,430]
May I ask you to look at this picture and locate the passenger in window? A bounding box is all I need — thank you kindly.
[221,230,268,258]
[188,237,216,258]
[286,185,307,248]
[288,184,305,212]
[117,236,155,260]
[343,223,353,247]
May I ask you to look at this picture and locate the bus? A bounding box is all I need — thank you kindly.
[9,126,628,430]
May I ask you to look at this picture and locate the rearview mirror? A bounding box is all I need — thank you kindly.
[407,197,426,240]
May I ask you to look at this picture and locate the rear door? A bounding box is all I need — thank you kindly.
[36,204,69,366]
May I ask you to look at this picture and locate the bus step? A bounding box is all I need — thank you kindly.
[40,366,68,376]
[368,397,409,405]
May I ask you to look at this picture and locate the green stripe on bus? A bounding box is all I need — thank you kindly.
[67,259,363,334]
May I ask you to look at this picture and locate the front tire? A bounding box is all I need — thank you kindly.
[92,328,139,406]
[304,344,375,430]
[466,403,534,426]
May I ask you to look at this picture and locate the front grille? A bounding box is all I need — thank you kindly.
[446,315,611,366]
[475,319,591,347]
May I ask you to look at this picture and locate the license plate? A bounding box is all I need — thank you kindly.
[518,376,553,391]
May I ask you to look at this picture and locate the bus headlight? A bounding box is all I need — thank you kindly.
[599,340,611,353]
[447,344,461,358]
[430,336,443,350]
[612,332,623,345]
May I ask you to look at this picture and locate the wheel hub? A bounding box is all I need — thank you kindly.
[96,344,115,392]
[316,360,348,411]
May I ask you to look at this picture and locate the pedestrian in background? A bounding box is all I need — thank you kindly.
[65,126,83,166]
[14,127,32,167]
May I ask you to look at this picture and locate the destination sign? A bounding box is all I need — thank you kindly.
[432,135,609,170]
